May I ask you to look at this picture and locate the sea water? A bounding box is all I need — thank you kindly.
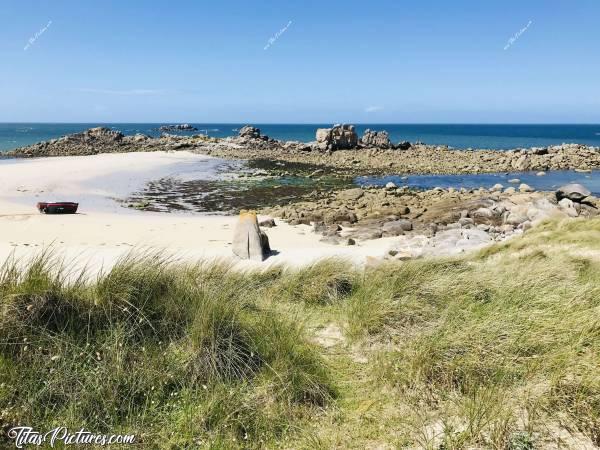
[2,123,600,152]
[357,170,600,196]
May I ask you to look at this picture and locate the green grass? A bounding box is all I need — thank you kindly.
[0,253,334,448]
[1,218,600,448]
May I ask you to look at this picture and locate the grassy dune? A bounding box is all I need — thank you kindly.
[1,218,600,448]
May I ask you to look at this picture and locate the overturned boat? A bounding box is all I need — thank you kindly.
[37,202,79,214]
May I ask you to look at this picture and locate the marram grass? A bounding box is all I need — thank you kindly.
[0,253,334,448]
[1,218,600,448]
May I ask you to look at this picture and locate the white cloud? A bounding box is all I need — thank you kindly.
[76,88,165,96]
[365,105,383,113]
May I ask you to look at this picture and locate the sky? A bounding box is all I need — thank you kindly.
[1,0,599,123]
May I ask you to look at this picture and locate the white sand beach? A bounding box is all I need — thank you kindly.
[0,151,397,272]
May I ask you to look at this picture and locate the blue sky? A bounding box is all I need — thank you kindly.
[1,0,599,123]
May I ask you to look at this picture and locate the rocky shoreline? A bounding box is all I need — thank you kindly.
[5,125,600,175]
[261,182,599,257]
[3,126,599,260]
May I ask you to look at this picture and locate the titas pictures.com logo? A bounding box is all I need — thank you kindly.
[7,426,135,448]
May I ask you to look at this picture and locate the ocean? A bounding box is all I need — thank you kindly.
[1,123,600,152]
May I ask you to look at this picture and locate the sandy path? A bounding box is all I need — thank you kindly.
[0,152,396,273]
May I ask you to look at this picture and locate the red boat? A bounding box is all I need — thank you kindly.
[37,202,79,214]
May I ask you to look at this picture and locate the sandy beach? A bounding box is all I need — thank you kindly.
[0,151,397,272]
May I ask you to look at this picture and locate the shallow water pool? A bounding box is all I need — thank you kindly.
[356,170,600,195]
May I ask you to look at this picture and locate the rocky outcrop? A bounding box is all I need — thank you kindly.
[159,124,197,132]
[263,183,599,249]
[6,127,129,157]
[5,127,600,177]
[556,184,592,202]
[386,228,493,259]
[360,129,392,149]
[232,210,271,261]
[238,126,262,139]
[315,124,358,151]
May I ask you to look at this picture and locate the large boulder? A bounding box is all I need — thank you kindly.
[382,219,412,236]
[556,184,592,202]
[315,124,358,151]
[67,127,124,144]
[336,188,364,201]
[425,229,492,256]
[232,210,271,261]
[238,125,262,139]
[360,129,392,148]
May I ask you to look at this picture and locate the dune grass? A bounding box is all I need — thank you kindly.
[0,253,334,448]
[1,218,600,448]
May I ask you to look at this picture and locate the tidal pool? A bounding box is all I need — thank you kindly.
[356,170,600,195]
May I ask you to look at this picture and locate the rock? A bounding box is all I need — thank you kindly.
[425,229,492,256]
[558,198,579,217]
[337,188,364,201]
[459,217,474,227]
[320,235,341,245]
[519,183,535,193]
[491,183,504,192]
[505,210,528,225]
[385,182,397,189]
[315,124,358,150]
[472,207,495,219]
[346,238,356,246]
[324,209,358,224]
[556,184,592,202]
[499,224,515,233]
[558,198,574,209]
[492,205,507,215]
[391,250,413,260]
[536,171,546,176]
[159,124,198,132]
[526,198,563,223]
[238,125,262,139]
[232,210,270,261]
[360,129,392,148]
[87,127,125,142]
[397,141,411,150]
[315,128,331,146]
[504,187,516,194]
[582,195,599,208]
[508,178,521,184]
[354,228,383,240]
[259,218,276,228]
[512,155,530,171]
[132,133,150,142]
[381,219,412,236]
